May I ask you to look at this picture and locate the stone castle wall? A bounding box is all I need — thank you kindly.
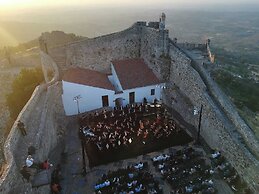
[190,57,259,159]
[139,26,170,81]
[140,27,162,79]
[177,42,206,50]
[48,25,142,75]
[47,23,169,78]
[166,42,259,191]
[0,85,45,193]
[0,47,66,194]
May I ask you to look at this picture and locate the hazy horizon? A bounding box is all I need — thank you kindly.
[1,1,259,49]
[1,1,259,17]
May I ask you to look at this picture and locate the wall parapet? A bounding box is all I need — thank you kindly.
[0,84,45,193]
[191,59,259,160]
[166,35,259,192]
[177,42,207,50]
[169,39,192,63]
[47,25,137,51]
[1,49,62,192]
[40,51,60,84]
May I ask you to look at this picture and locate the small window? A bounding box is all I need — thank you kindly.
[151,89,155,96]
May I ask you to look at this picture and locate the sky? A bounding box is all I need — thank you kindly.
[0,0,259,10]
[0,0,258,47]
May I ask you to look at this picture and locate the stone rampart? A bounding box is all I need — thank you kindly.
[48,25,142,75]
[177,42,207,50]
[0,48,65,193]
[46,23,169,78]
[140,27,170,81]
[191,59,259,159]
[167,42,259,192]
[0,81,65,193]
[34,82,64,162]
[40,51,60,85]
[0,85,45,193]
[140,27,161,78]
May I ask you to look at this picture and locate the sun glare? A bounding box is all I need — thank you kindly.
[0,26,18,46]
[0,0,20,5]
[0,0,47,8]
[0,0,9,4]
[0,0,24,7]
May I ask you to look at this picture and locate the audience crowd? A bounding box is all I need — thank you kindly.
[210,151,252,194]
[94,161,162,194]
[152,147,217,194]
[80,102,182,151]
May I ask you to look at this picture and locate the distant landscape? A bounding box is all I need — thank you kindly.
[1,8,259,55]
[0,7,258,139]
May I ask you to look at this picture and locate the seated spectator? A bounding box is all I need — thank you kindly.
[211,151,221,159]
[128,172,134,179]
[42,159,53,170]
[26,155,37,168]
[104,180,110,187]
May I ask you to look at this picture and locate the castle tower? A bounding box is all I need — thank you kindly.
[159,13,166,31]
[158,13,169,56]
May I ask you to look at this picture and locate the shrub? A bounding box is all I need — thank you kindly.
[5,67,44,120]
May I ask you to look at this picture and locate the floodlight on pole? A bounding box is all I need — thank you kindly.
[73,94,87,175]
[193,104,203,144]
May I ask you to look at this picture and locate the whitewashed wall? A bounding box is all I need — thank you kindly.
[114,84,163,106]
[62,81,114,115]
[62,80,164,115]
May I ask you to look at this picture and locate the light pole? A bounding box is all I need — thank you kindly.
[81,139,87,176]
[73,95,86,175]
[73,95,82,115]
[194,104,203,144]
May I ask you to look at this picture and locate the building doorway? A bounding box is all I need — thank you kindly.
[102,95,109,107]
[129,92,135,104]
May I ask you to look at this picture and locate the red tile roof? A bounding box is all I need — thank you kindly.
[112,58,161,90]
[63,68,114,90]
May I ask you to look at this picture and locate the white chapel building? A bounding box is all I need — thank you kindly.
[62,58,165,116]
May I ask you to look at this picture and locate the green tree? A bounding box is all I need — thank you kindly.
[6,67,44,119]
